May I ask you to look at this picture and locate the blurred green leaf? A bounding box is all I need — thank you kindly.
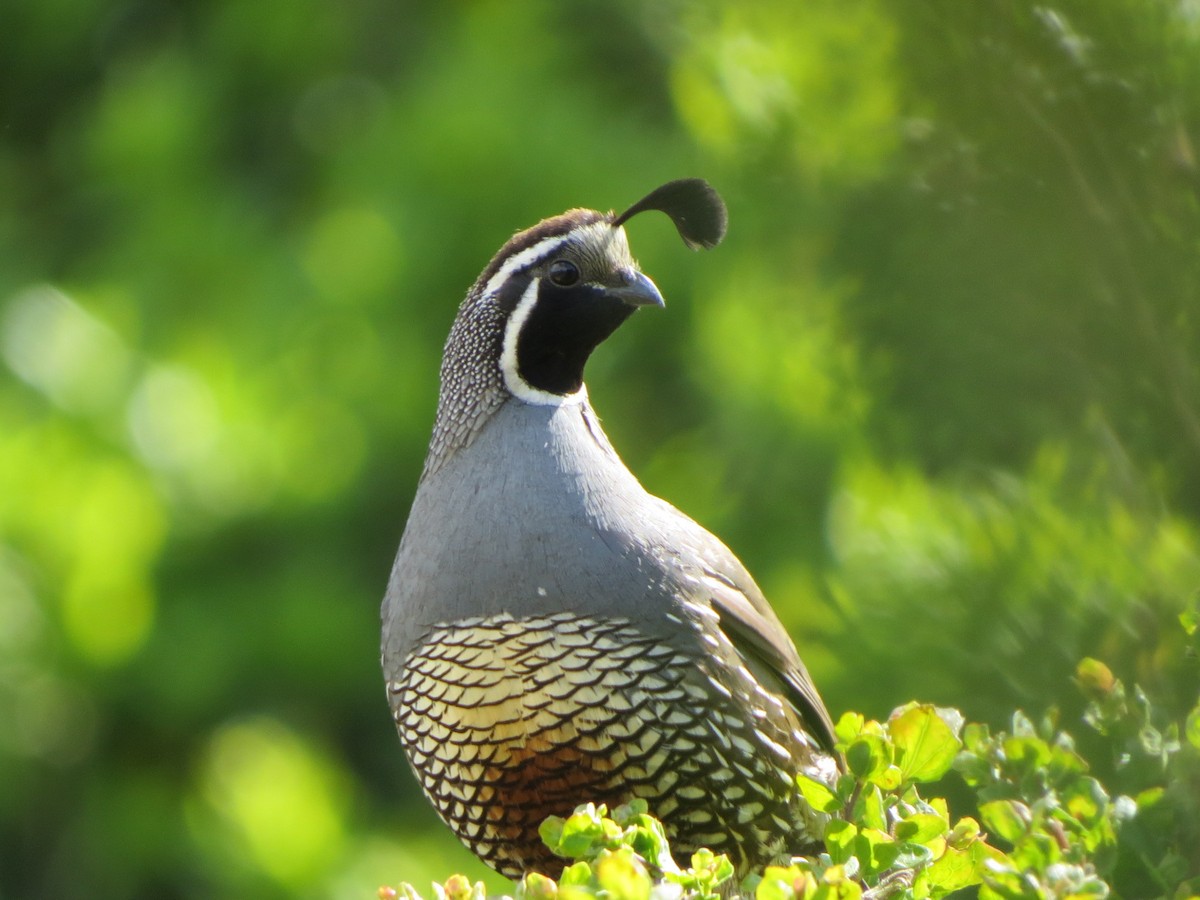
[824,820,858,865]
[797,773,843,814]
[920,842,987,897]
[891,705,961,784]
[593,849,651,900]
[1185,704,1200,752]
[895,813,948,845]
[1076,658,1116,697]
[845,734,892,781]
[978,800,1030,846]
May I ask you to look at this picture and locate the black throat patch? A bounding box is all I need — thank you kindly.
[515,282,637,395]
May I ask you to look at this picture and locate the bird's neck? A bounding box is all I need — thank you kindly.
[421,388,641,512]
[423,298,508,478]
[424,295,594,479]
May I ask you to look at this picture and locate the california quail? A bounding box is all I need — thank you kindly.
[381,180,839,881]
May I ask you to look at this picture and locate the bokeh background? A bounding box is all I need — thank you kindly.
[3,1,1199,897]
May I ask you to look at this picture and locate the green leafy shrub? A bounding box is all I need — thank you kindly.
[382,659,1200,900]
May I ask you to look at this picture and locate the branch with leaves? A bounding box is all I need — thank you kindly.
[382,657,1200,900]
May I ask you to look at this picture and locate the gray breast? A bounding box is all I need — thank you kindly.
[382,397,686,663]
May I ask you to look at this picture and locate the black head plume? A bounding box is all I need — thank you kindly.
[612,178,728,250]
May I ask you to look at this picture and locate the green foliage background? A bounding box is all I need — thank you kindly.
[2,1,1199,897]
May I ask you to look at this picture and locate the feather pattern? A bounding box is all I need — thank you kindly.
[382,181,838,881]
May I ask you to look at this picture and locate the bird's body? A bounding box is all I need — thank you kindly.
[382,181,838,881]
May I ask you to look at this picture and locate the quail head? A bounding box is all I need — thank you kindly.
[381,179,839,882]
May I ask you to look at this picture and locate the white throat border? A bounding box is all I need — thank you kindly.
[499,277,588,407]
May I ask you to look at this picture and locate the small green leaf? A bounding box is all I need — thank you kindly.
[539,817,566,854]
[834,773,859,805]
[623,813,671,871]
[1063,777,1108,826]
[713,855,735,884]
[593,849,650,900]
[947,817,981,850]
[1075,658,1116,697]
[962,722,991,753]
[922,844,986,895]
[1001,736,1050,769]
[1186,702,1200,751]
[859,784,887,832]
[796,773,843,813]
[1135,786,1165,808]
[952,750,991,788]
[892,841,935,869]
[825,820,859,864]
[895,812,948,844]
[757,864,818,900]
[1010,710,1036,737]
[613,798,649,819]
[519,873,558,900]
[442,875,471,900]
[681,848,735,891]
[821,864,864,899]
[836,711,867,744]
[890,706,960,783]
[542,804,608,859]
[870,765,904,791]
[1180,605,1198,637]
[670,845,734,896]
[857,828,900,876]
[845,734,892,780]
[978,799,1030,845]
[558,862,593,887]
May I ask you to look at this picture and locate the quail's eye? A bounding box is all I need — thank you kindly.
[547,259,580,287]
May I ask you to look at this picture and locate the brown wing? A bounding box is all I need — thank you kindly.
[637,492,839,754]
[694,566,838,754]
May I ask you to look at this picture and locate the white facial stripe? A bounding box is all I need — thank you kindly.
[482,234,572,301]
[482,221,626,301]
[499,278,587,407]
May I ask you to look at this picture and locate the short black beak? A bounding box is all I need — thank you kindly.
[610,270,665,308]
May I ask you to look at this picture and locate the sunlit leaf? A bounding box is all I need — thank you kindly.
[890,705,961,783]
[824,820,858,864]
[895,812,948,845]
[978,800,1030,846]
[1186,703,1200,751]
[845,734,892,781]
[1075,658,1116,697]
[593,849,650,900]
[796,773,843,814]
